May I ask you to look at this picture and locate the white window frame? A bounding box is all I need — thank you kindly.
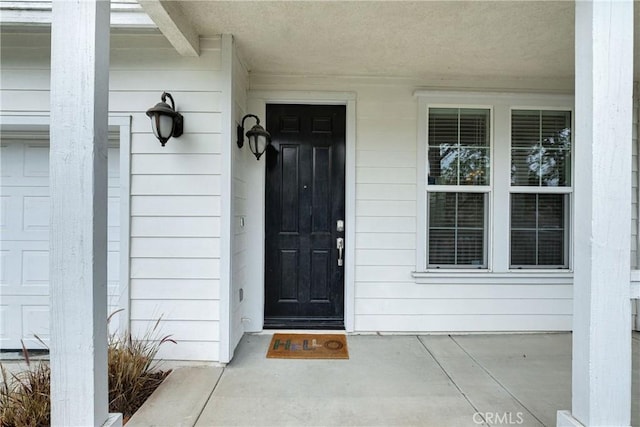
[415,91,574,277]
[508,106,574,270]
[424,104,494,270]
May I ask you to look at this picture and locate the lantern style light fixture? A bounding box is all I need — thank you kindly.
[145,91,183,146]
[237,114,271,160]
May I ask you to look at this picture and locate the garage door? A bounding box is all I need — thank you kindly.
[0,137,121,350]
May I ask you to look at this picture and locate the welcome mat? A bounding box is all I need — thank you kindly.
[266,334,349,359]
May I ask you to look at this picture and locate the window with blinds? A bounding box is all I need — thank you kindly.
[510,110,571,268]
[429,192,486,267]
[428,108,490,185]
[511,110,571,187]
[427,108,490,268]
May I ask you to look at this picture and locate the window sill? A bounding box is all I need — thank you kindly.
[412,270,573,285]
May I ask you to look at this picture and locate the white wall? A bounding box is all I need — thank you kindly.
[247,74,639,333]
[1,30,225,361]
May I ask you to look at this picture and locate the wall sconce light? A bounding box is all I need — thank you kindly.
[146,92,184,146]
[237,114,271,160]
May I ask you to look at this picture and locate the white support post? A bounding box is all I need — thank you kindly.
[50,1,120,426]
[558,1,634,426]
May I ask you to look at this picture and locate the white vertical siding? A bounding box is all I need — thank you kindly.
[1,31,224,361]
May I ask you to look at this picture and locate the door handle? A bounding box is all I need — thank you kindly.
[337,237,344,267]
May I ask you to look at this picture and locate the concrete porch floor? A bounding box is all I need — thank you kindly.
[130,333,640,427]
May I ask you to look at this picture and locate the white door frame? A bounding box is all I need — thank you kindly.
[244,91,357,332]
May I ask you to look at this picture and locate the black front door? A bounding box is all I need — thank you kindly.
[264,104,346,329]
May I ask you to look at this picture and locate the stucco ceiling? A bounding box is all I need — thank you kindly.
[174,1,638,80]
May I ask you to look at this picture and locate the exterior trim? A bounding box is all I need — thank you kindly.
[413,271,573,285]
[219,34,234,363]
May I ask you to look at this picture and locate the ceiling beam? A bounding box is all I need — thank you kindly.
[138,0,199,57]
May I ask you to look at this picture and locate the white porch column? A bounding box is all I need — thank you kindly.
[558,1,634,426]
[50,1,119,426]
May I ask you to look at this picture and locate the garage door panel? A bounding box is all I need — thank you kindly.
[0,296,50,347]
[1,141,49,187]
[1,188,49,241]
[22,304,49,341]
[1,242,48,295]
[1,195,20,237]
[0,250,11,285]
[22,250,49,287]
[0,196,8,229]
[23,144,49,178]
[1,142,20,178]
[23,195,49,232]
[0,305,15,342]
[1,139,121,350]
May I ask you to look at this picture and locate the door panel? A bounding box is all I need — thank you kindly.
[265,104,346,328]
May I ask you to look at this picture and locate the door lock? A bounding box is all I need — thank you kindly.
[337,220,344,232]
[337,237,344,267]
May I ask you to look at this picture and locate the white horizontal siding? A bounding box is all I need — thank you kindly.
[131,196,220,216]
[355,315,572,332]
[155,340,218,361]
[356,200,416,217]
[357,167,416,184]
[130,112,220,133]
[130,320,220,342]
[131,300,219,321]
[356,150,416,168]
[130,238,220,258]
[356,250,416,266]
[130,279,219,300]
[356,233,416,250]
[131,217,221,237]
[1,31,224,361]
[131,258,220,279]
[356,283,573,299]
[250,75,581,333]
[131,133,222,154]
[355,299,572,315]
[131,154,221,175]
[131,175,222,195]
[356,217,416,233]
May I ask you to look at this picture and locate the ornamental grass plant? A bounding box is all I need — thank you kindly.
[0,351,50,427]
[107,316,175,422]
[0,315,174,426]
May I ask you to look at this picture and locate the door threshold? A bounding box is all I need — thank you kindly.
[263,318,344,330]
[252,329,347,335]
